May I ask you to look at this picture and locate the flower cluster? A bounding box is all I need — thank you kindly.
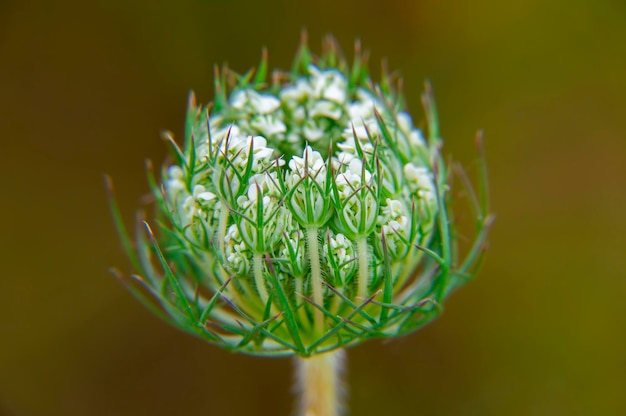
[109,38,491,357]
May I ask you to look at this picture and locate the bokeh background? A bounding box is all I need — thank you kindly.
[1,0,625,415]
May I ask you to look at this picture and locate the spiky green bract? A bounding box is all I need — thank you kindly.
[108,36,491,357]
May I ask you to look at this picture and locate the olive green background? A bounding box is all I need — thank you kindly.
[1,0,625,415]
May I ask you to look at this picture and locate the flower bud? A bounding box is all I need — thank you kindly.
[109,37,491,357]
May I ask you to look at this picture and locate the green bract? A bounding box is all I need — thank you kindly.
[108,37,491,357]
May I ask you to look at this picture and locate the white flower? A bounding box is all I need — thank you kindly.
[379,198,409,238]
[341,120,380,141]
[309,100,343,120]
[292,106,306,123]
[240,172,282,209]
[335,158,372,198]
[286,132,302,143]
[193,184,216,202]
[379,198,406,223]
[225,223,241,244]
[347,88,381,120]
[404,162,437,205]
[336,135,374,156]
[230,90,248,109]
[309,65,347,103]
[328,233,351,264]
[212,124,242,149]
[302,122,325,142]
[280,222,306,277]
[251,115,287,137]
[382,218,408,237]
[374,198,412,258]
[221,135,275,170]
[224,225,249,274]
[166,165,186,195]
[324,231,357,285]
[342,123,368,141]
[231,89,281,114]
[288,145,326,178]
[181,196,198,223]
[280,79,313,104]
[404,163,433,189]
[396,112,413,134]
[408,129,427,146]
[334,151,356,167]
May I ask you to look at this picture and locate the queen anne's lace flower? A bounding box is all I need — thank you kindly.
[109,38,491,357]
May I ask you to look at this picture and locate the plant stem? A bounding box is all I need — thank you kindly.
[253,252,269,303]
[306,226,324,334]
[295,349,346,416]
[356,236,369,299]
[216,205,229,259]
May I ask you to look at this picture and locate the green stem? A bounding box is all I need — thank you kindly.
[356,236,369,299]
[306,226,324,334]
[216,204,229,260]
[295,349,346,416]
[253,252,269,304]
[295,275,309,325]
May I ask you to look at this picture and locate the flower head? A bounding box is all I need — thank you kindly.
[108,36,491,357]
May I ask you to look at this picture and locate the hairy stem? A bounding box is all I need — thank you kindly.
[216,205,229,260]
[306,226,324,334]
[295,275,309,324]
[356,236,370,299]
[295,349,346,416]
[253,252,269,304]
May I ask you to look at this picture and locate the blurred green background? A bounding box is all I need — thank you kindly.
[1,0,625,415]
